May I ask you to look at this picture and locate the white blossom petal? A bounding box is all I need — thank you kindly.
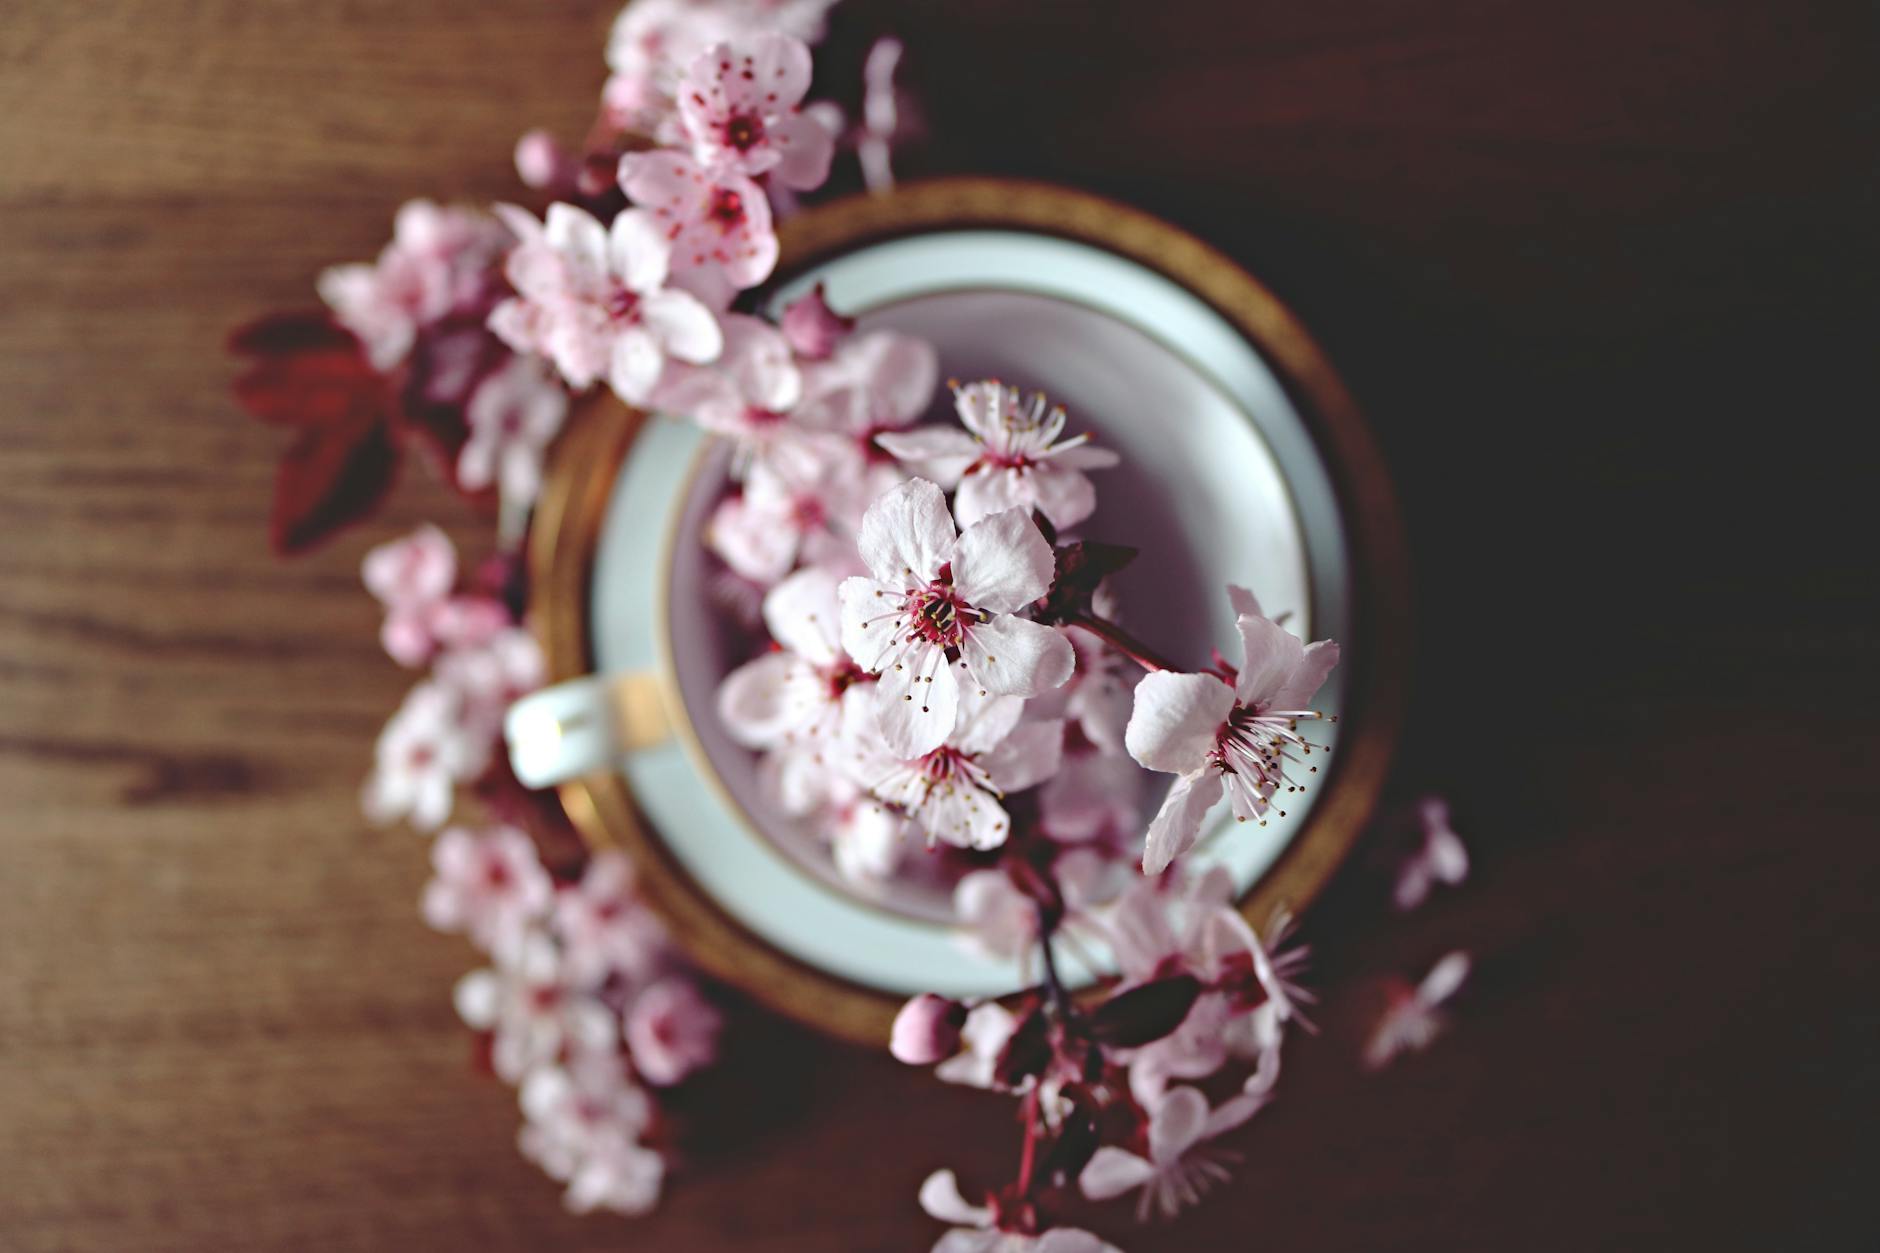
[1079,1147,1158,1201]
[874,426,980,485]
[951,507,1054,614]
[876,645,959,759]
[961,614,1074,699]
[982,720,1064,795]
[857,477,955,587]
[1125,671,1234,774]
[1142,769,1224,874]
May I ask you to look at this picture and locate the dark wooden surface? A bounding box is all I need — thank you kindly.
[2,2,1875,1249]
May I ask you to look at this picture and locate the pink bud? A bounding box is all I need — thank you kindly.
[513,129,567,191]
[779,283,855,361]
[890,993,967,1065]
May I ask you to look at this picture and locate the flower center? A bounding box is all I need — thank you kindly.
[605,285,640,322]
[724,112,764,152]
[904,582,970,648]
[707,187,747,233]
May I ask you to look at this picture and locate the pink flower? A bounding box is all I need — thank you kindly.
[1363,950,1470,1072]
[553,851,668,988]
[934,1002,1017,1090]
[317,200,509,370]
[1124,587,1340,873]
[618,151,778,307]
[487,202,722,403]
[1079,1085,1268,1221]
[824,778,913,883]
[454,929,617,1083]
[517,1053,661,1216]
[1039,748,1141,846]
[603,0,838,133]
[362,680,485,830]
[839,478,1075,758]
[718,566,873,747]
[1394,795,1469,911]
[1029,619,1139,757]
[779,283,854,360]
[675,33,834,189]
[877,382,1120,530]
[919,1170,1124,1253]
[624,976,721,1086]
[844,688,1064,851]
[891,993,969,1064]
[420,824,554,960]
[362,524,457,666]
[513,128,575,192]
[456,354,569,514]
[434,626,546,748]
[797,325,941,456]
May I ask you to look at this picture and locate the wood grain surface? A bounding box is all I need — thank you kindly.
[1,2,1874,1249]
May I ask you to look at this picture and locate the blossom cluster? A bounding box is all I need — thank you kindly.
[229,1,1484,1242]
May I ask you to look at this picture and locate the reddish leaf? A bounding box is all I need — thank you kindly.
[230,310,390,431]
[993,1003,1052,1089]
[270,419,401,556]
[1087,974,1202,1048]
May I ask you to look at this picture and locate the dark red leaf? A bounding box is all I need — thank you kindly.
[1038,1085,1102,1184]
[1087,974,1203,1048]
[993,1003,1052,1089]
[1036,541,1140,623]
[230,310,389,431]
[269,419,401,556]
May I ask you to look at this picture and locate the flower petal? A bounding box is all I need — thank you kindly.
[982,720,1064,795]
[1078,1147,1157,1201]
[1124,671,1234,774]
[962,614,1074,699]
[1271,638,1339,713]
[918,1169,991,1227]
[876,644,959,759]
[1141,769,1223,874]
[1026,465,1099,531]
[838,576,904,673]
[760,565,843,666]
[718,313,801,409]
[640,289,723,365]
[715,651,801,748]
[951,507,1054,613]
[1233,612,1309,708]
[857,477,955,587]
[1147,1084,1212,1163]
[608,327,664,405]
[873,426,980,485]
[609,208,669,292]
[919,775,1010,850]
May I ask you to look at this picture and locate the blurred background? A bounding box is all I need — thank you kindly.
[1,1,1874,1248]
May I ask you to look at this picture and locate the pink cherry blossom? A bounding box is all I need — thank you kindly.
[513,128,576,192]
[456,354,569,514]
[1363,950,1471,1072]
[454,929,617,1083]
[624,975,722,1086]
[951,848,1120,962]
[318,200,509,370]
[935,1001,1018,1090]
[676,34,835,188]
[843,688,1064,851]
[1394,795,1470,911]
[1039,748,1141,847]
[1079,1085,1268,1221]
[824,778,913,883]
[920,1170,1125,1253]
[603,0,838,135]
[487,202,722,403]
[1029,620,1139,756]
[434,626,546,749]
[553,850,669,988]
[517,1052,660,1216]
[362,524,457,667]
[420,824,554,961]
[1124,587,1340,874]
[877,382,1120,530]
[839,478,1074,758]
[891,993,968,1065]
[797,325,941,458]
[779,283,854,360]
[718,565,873,746]
[361,680,485,831]
[618,151,779,307]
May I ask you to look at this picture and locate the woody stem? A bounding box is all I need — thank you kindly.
[1064,611,1177,673]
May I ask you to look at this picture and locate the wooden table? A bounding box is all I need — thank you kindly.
[2,2,1873,1248]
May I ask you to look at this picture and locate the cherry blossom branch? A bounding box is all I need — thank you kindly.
[1063,610,1176,674]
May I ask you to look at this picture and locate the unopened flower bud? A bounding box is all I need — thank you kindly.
[779,283,854,360]
[890,993,967,1064]
[513,130,567,191]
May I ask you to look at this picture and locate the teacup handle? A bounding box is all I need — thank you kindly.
[504,672,672,789]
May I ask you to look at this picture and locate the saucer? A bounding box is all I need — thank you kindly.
[527,178,1408,1043]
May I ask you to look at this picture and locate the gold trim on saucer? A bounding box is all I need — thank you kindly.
[529,177,1410,1047]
